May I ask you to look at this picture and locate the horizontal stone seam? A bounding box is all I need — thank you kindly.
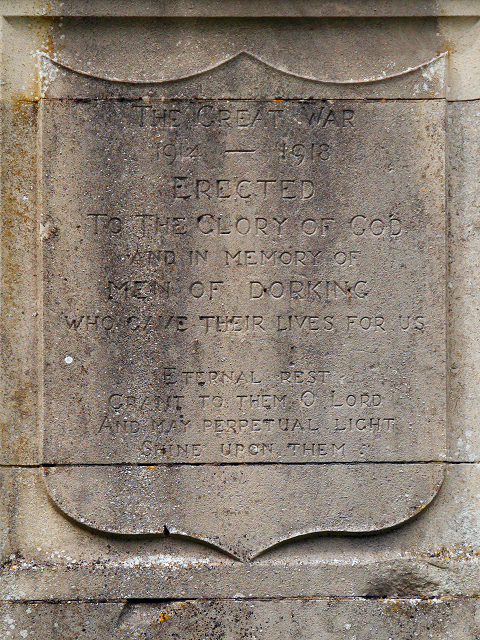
[0,596,477,604]
[0,461,452,468]
[3,11,480,18]
[1,97,449,104]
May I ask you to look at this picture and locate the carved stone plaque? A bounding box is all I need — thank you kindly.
[41,60,446,560]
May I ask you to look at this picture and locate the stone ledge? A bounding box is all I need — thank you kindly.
[2,0,480,18]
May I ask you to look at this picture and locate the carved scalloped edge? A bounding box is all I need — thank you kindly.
[39,50,447,87]
[43,462,446,563]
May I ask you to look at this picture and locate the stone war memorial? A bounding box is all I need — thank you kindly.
[2,0,480,637]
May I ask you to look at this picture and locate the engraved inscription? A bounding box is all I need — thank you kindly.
[42,99,445,466]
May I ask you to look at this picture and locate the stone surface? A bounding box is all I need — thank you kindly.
[44,463,445,560]
[4,2,480,100]
[1,598,480,639]
[42,97,446,465]
[0,101,40,466]
[40,17,445,88]
[42,54,448,101]
[2,5,480,640]
[1,1,480,17]
[2,461,480,601]
[447,100,480,461]
[39,73,446,556]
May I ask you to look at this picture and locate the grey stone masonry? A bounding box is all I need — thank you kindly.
[1,1,480,638]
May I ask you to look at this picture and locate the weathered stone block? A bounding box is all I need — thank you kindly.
[38,69,446,559]
[2,4,480,639]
